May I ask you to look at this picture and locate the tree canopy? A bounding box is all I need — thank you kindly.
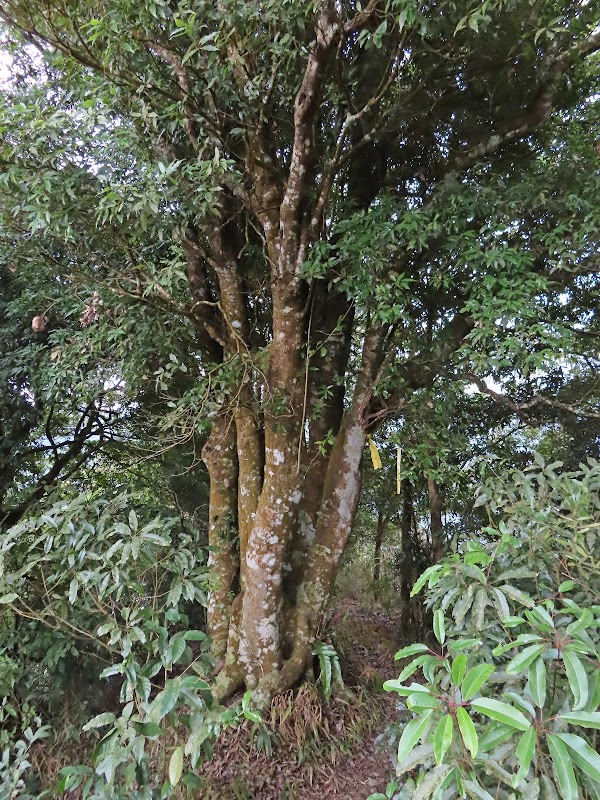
[0,0,599,709]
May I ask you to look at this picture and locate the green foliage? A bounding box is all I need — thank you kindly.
[0,493,240,798]
[312,642,344,701]
[0,722,51,800]
[375,458,600,799]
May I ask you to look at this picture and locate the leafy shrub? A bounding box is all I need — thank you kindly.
[0,493,242,798]
[372,458,600,800]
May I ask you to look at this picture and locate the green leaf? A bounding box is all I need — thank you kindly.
[169,746,184,786]
[82,712,116,731]
[183,630,207,641]
[547,734,578,800]
[567,608,593,635]
[150,683,180,720]
[433,609,445,645]
[506,644,545,675]
[499,584,535,608]
[563,651,589,711]
[397,710,434,764]
[412,764,452,800]
[502,616,526,627]
[433,714,454,765]
[411,565,443,597]
[463,780,495,799]
[528,656,547,709]
[561,712,600,730]
[451,654,467,687]
[470,699,530,731]
[527,605,555,629]
[558,581,577,593]
[514,727,536,786]
[383,680,431,696]
[456,707,478,758]
[557,733,600,783]
[398,654,430,681]
[462,664,495,700]
[407,693,440,711]
[131,721,165,737]
[0,593,18,603]
[394,643,430,660]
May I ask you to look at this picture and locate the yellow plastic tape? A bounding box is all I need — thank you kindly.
[368,435,382,470]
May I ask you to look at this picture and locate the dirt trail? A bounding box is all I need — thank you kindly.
[196,599,403,800]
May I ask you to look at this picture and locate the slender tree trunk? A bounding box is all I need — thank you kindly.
[428,478,445,562]
[373,510,388,582]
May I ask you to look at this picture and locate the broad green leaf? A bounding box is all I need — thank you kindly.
[411,565,443,597]
[412,764,452,800]
[82,712,116,731]
[447,638,482,652]
[463,780,495,799]
[499,584,535,608]
[453,588,475,627]
[407,692,440,711]
[478,724,514,753]
[558,733,600,783]
[491,587,510,619]
[383,680,431,696]
[451,654,467,686]
[526,605,555,630]
[462,564,487,585]
[558,581,577,593]
[561,712,600,730]
[394,643,430,660]
[506,644,545,675]
[502,616,526,627]
[503,691,535,718]
[528,656,547,708]
[562,651,589,711]
[540,775,560,800]
[462,664,495,700]
[433,714,454,765]
[492,634,542,656]
[456,707,478,758]
[567,608,593,635]
[514,727,536,786]
[169,746,184,786]
[131,721,165,737]
[0,593,18,603]
[547,734,578,800]
[470,699,530,730]
[397,710,434,764]
[184,630,207,641]
[434,609,445,645]
[471,587,488,630]
[396,744,435,776]
[398,654,430,681]
[150,683,180,720]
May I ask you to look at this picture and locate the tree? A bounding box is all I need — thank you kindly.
[0,0,599,704]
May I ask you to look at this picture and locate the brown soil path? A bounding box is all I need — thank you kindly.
[196,599,403,800]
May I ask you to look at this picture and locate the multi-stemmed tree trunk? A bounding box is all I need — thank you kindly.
[2,0,599,703]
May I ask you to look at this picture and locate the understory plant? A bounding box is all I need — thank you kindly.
[373,457,600,800]
[0,493,246,799]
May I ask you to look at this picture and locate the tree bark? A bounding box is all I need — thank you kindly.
[428,478,445,563]
[373,510,389,582]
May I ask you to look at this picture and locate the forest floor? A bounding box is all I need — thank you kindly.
[196,598,404,800]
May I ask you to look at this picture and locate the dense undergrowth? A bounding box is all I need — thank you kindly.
[1,459,599,799]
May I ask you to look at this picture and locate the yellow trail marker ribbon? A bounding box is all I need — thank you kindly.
[367,435,382,470]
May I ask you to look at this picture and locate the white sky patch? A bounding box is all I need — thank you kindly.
[464,376,503,395]
[0,50,11,86]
